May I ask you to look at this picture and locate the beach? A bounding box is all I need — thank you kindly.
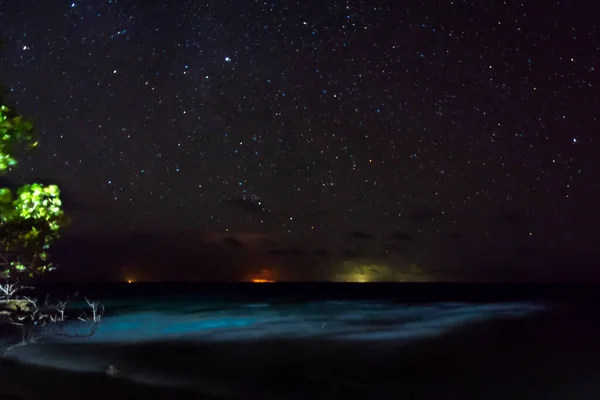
[1,287,599,399]
[0,298,600,400]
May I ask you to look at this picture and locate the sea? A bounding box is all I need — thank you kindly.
[2,282,600,399]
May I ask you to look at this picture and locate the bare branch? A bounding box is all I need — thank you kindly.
[0,277,104,354]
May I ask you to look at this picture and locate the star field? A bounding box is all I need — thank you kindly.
[1,0,599,276]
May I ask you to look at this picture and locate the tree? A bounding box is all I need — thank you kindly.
[0,48,102,354]
[0,102,67,278]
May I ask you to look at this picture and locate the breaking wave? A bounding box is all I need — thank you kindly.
[2,299,545,396]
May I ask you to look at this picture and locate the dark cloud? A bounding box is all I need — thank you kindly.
[385,244,404,254]
[49,232,269,282]
[343,250,359,258]
[260,238,279,248]
[350,231,374,240]
[288,248,306,256]
[43,228,600,282]
[314,249,329,257]
[390,231,416,241]
[223,237,244,248]
[267,248,306,257]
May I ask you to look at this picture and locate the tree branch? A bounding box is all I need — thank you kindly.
[0,278,104,355]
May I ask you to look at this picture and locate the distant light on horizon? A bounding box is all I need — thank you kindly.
[251,278,275,283]
[249,268,277,283]
[333,261,428,282]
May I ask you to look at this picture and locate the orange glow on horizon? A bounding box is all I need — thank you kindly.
[249,268,278,283]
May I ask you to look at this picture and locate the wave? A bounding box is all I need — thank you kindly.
[3,300,545,396]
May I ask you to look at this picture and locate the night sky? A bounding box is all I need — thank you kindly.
[0,1,599,281]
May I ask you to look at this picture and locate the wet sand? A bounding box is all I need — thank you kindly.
[0,359,210,400]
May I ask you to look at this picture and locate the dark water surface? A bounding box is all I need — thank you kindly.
[1,283,600,399]
[33,281,600,303]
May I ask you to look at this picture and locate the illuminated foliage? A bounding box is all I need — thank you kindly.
[0,92,66,279]
[0,104,37,172]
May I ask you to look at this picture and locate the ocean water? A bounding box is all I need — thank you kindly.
[2,283,600,399]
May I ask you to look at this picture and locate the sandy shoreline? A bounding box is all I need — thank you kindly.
[0,358,211,400]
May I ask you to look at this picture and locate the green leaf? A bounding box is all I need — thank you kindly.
[0,75,67,278]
